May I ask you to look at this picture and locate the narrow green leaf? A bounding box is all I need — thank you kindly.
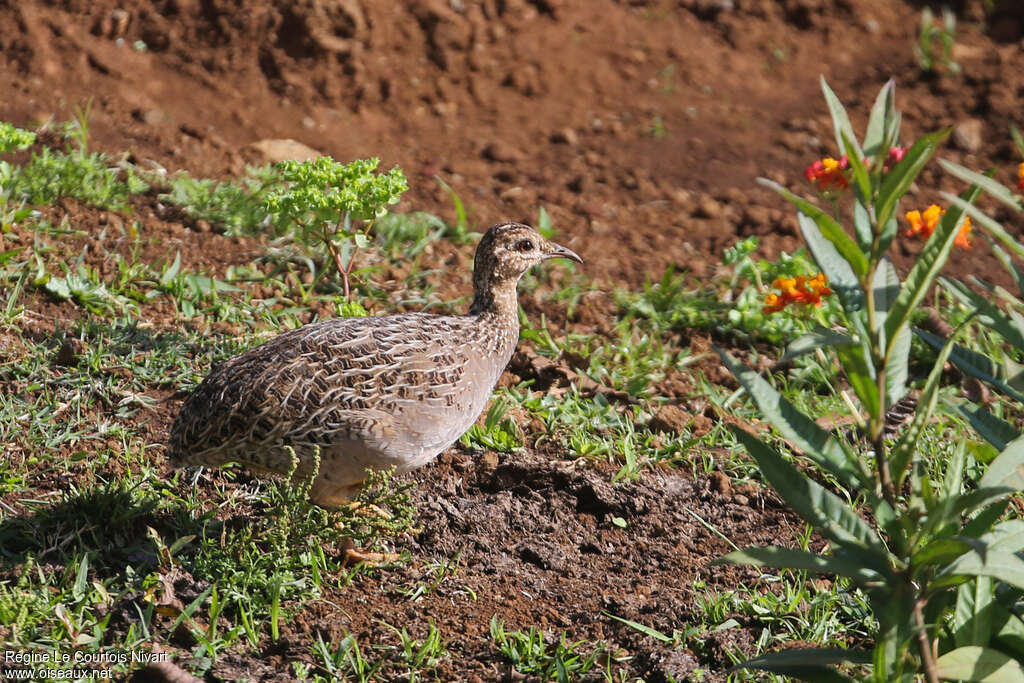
[73,553,90,602]
[890,323,964,487]
[914,441,972,546]
[872,592,916,683]
[954,577,996,649]
[873,258,909,404]
[918,328,1024,405]
[160,251,182,287]
[730,427,889,562]
[941,277,1024,350]
[716,545,886,584]
[941,434,969,500]
[940,159,1023,214]
[964,501,1011,539]
[835,342,881,425]
[168,584,214,635]
[995,613,1024,661]
[955,402,1020,452]
[843,131,872,203]
[911,536,976,569]
[938,549,1024,592]
[863,80,895,159]
[717,349,869,490]
[985,520,1024,553]
[883,180,982,356]
[853,199,873,252]
[757,178,868,278]
[935,646,1024,683]
[979,434,1024,493]
[870,257,900,327]
[986,239,1024,298]
[876,129,950,229]
[732,646,870,681]
[603,612,674,643]
[820,76,863,160]
[874,213,900,261]
[781,328,855,363]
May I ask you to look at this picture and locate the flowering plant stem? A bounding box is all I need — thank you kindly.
[717,78,1024,681]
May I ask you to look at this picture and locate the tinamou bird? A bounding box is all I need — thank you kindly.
[168,222,582,507]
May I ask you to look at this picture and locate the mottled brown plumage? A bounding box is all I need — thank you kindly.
[168,222,582,506]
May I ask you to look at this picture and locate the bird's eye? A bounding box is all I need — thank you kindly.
[515,239,534,252]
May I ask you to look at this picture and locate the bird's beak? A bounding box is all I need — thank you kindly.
[543,241,583,264]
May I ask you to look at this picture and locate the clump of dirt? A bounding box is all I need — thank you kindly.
[270,448,801,681]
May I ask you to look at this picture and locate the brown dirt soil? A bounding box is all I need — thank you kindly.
[2,0,1024,680]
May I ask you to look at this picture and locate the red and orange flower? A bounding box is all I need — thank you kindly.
[763,273,833,314]
[804,156,850,192]
[1018,162,1024,192]
[904,204,972,249]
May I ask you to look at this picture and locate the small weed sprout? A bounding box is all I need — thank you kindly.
[915,6,961,76]
[490,616,604,680]
[2,112,148,210]
[0,122,36,155]
[263,157,408,300]
[0,122,36,234]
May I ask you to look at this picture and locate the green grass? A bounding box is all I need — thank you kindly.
[490,616,614,682]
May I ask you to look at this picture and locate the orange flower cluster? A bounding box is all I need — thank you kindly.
[763,273,834,314]
[1018,162,1024,192]
[804,156,850,191]
[904,204,972,249]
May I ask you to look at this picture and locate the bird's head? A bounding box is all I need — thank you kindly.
[475,221,582,281]
[470,221,582,315]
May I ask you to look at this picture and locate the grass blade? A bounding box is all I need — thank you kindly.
[732,647,870,682]
[781,328,855,363]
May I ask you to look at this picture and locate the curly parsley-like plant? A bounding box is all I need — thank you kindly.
[262,157,408,300]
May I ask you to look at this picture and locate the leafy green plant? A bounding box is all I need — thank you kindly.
[4,111,148,210]
[459,399,522,453]
[490,616,604,682]
[624,237,842,347]
[161,165,282,236]
[0,121,36,154]
[0,122,36,233]
[263,157,407,299]
[717,78,1024,681]
[915,6,960,76]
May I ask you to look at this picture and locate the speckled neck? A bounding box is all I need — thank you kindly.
[468,275,521,356]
